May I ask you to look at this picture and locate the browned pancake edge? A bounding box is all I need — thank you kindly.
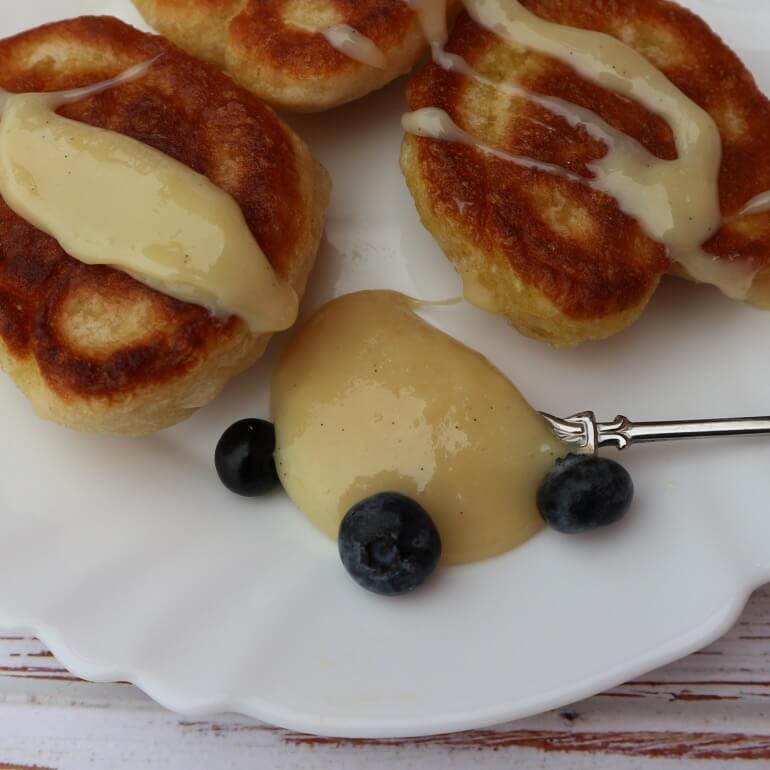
[402,0,770,345]
[0,16,330,433]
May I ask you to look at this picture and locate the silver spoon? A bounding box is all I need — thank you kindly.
[540,411,770,455]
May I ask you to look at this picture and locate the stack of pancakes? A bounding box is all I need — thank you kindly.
[2,0,769,435]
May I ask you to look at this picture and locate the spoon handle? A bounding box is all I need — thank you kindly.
[539,411,770,454]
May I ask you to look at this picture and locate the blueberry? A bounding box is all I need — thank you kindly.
[215,419,279,496]
[537,453,634,534]
[338,492,442,596]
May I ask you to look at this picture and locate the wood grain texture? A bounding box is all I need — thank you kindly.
[1,585,770,769]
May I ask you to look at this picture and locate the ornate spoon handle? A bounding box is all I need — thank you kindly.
[539,411,770,455]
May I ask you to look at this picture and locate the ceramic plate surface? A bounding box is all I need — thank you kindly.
[1,0,770,739]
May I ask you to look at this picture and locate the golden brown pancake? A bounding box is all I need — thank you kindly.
[401,0,770,346]
[132,0,450,111]
[0,16,330,435]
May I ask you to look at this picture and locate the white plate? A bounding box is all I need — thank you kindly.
[2,0,770,739]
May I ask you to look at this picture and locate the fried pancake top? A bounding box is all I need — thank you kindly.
[229,0,416,77]
[406,0,770,320]
[0,16,307,399]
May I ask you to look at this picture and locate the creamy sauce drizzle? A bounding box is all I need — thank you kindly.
[403,107,589,183]
[740,190,770,218]
[298,2,446,70]
[323,24,388,69]
[0,61,297,333]
[288,19,389,69]
[401,0,769,300]
[403,0,451,53]
[272,290,565,565]
[292,1,450,72]
[299,2,452,77]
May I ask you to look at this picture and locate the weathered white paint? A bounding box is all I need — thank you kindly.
[1,587,769,768]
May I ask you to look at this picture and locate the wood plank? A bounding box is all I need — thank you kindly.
[0,586,768,768]
[2,701,770,769]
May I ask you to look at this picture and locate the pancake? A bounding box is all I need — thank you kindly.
[0,16,330,436]
[131,0,455,111]
[401,0,770,346]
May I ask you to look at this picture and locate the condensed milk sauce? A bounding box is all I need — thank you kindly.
[312,1,450,69]
[403,0,452,52]
[740,190,770,218]
[323,24,388,69]
[272,290,566,565]
[289,19,388,69]
[0,61,297,333]
[397,0,770,300]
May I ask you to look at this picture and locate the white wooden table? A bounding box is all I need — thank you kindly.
[0,587,769,768]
